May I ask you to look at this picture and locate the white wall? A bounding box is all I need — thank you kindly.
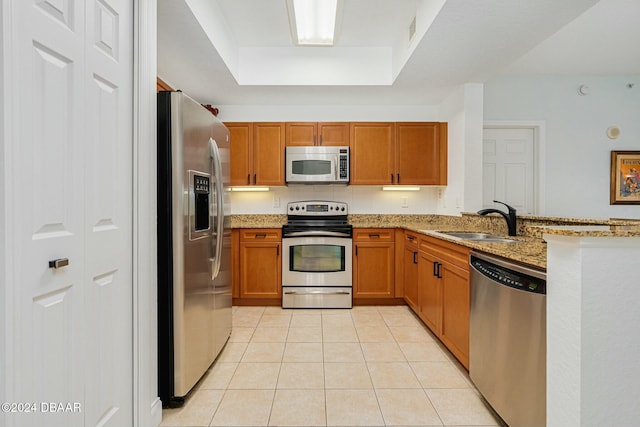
[484,75,640,219]
[0,0,6,416]
[438,83,484,215]
[218,103,450,214]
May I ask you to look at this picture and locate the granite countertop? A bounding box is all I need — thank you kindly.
[230,213,640,270]
[529,224,640,238]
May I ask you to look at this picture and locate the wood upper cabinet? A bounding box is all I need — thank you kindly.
[227,122,253,186]
[285,122,349,146]
[353,228,395,299]
[396,122,447,185]
[156,77,173,92]
[227,122,285,186]
[350,122,447,185]
[253,123,285,185]
[238,228,282,299]
[350,122,395,185]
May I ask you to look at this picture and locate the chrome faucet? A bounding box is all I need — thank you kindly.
[477,200,517,236]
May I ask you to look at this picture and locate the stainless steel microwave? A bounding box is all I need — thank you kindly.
[285,146,349,184]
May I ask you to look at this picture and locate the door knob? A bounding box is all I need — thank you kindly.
[49,258,69,269]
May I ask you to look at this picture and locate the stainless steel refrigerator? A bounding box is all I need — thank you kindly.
[157,91,232,407]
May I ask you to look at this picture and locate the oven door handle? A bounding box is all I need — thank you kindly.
[283,231,351,238]
[284,290,351,295]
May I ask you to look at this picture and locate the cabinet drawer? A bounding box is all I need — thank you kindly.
[353,228,395,242]
[239,228,282,242]
[419,235,470,270]
[404,231,420,248]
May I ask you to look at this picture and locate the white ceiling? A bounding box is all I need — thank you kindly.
[157,0,640,106]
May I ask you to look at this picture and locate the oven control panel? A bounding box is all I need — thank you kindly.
[287,200,348,215]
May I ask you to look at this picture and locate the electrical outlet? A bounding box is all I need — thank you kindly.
[401,197,409,208]
[273,196,280,208]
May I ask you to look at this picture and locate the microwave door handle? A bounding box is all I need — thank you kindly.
[335,155,339,181]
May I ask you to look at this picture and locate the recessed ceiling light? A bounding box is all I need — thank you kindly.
[286,0,342,46]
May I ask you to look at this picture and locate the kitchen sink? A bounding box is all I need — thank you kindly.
[433,231,517,243]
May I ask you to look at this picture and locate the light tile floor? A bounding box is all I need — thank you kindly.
[161,305,503,427]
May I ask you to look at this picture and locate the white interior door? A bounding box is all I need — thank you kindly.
[5,1,133,426]
[482,127,536,214]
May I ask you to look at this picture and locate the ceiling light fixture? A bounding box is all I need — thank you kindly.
[286,0,342,46]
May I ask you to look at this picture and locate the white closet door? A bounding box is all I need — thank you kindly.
[483,128,535,215]
[5,0,133,426]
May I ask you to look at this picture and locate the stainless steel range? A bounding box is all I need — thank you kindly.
[282,201,353,309]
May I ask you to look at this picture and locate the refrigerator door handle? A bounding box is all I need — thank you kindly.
[209,138,224,280]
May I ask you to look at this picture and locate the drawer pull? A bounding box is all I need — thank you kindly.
[369,233,380,238]
[255,233,267,238]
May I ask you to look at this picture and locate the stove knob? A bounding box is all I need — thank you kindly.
[289,206,294,211]
[295,206,300,211]
[341,206,346,211]
[330,206,333,210]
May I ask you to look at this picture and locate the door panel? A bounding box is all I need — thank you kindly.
[84,0,133,424]
[8,0,133,426]
[483,128,535,214]
[15,3,86,426]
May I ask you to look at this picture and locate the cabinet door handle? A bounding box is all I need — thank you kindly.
[253,174,256,184]
[355,245,358,256]
[436,262,442,279]
[413,252,417,264]
[277,245,280,256]
[319,134,323,146]
[247,174,250,184]
[433,261,438,277]
[391,174,394,184]
[397,173,400,184]
[313,135,316,146]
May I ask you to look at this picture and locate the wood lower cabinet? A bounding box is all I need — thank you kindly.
[418,249,442,334]
[236,228,282,302]
[417,235,471,369]
[439,261,470,367]
[285,122,349,146]
[402,231,420,311]
[353,228,395,299]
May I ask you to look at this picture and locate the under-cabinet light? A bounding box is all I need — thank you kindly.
[230,186,270,192]
[381,186,421,191]
[286,0,341,46]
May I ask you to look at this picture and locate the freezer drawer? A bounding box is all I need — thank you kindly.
[282,286,352,309]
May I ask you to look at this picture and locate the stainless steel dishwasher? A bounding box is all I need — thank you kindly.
[469,251,546,427]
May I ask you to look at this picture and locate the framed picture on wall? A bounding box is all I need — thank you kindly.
[611,151,640,204]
